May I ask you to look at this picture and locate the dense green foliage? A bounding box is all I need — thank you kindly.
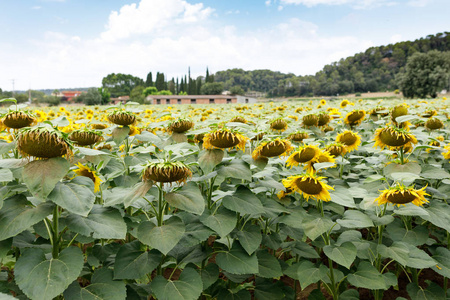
[102,73,145,97]
[200,82,224,95]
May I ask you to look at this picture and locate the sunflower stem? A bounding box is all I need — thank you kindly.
[158,182,164,227]
[52,206,60,259]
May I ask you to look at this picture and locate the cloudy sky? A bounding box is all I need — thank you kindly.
[1,0,449,91]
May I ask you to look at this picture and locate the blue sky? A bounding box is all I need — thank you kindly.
[1,0,449,90]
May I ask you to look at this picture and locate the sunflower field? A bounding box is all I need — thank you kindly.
[0,96,449,300]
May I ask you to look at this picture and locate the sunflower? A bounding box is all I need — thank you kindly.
[425,118,444,130]
[252,138,293,160]
[69,129,103,146]
[326,143,346,157]
[340,99,350,108]
[443,145,450,160]
[391,105,408,127]
[17,126,72,159]
[317,112,331,126]
[336,130,361,153]
[374,126,418,150]
[230,116,248,124]
[305,150,336,173]
[320,99,327,106]
[167,118,194,133]
[73,163,102,192]
[374,183,429,207]
[286,145,321,168]
[3,111,36,129]
[344,110,366,127]
[203,129,248,152]
[107,110,136,126]
[288,131,309,142]
[270,118,288,131]
[282,173,334,202]
[422,110,437,118]
[142,161,192,185]
[303,114,318,127]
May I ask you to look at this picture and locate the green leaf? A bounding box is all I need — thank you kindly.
[217,289,251,300]
[0,292,17,299]
[236,224,262,255]
[256,249,283,278]
[166,182,205,215]
[337,210,374,228]
[151,268,203,300]
[395,204,429,216]
[339,289,360,300]
[200,207,236,237]
[22,157,70,200]
[15,247,83,300]
[377,242,410,266]
[0,195,54,241]
[47,177,95,217]
[64,268,126,300]
[284,260,328,289]
[347,261,387,290]
[217,159,251,182]
[216,242,259,275]
[223,185,264,215]
[66,205,127,239]
[323,242,357,269]
[113,240,162,280]
[198,149,224,173]
[383,162,421,176]
[201,263,219,290]
[330,187,356,208]
[302,215,335,241]
[137,216,185,255]
[0,169,13,183]
[432,247,450,278]
[254,279,285,300]
[421,201,450,232]
[74,146,110,157]
[112,125,130,144]
[404,245,436,269]
[420,166,450,179]
[407,282,446,300]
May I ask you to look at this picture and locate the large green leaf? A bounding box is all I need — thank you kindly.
[151,268,203,300]
[66,205,127,239]
[0,169,13,183]
[347,261,387,290]
[216,159,251,182]
[165,182,205,215]
[377,242,410,266]
[432,247,450,278]
[137,216,185,255]
[112,125,130,145]
[216,243,259,275]
[330,187,356,208]
[47,177,95,217]
[223,185,264,215]
[22,157,70,200]
[198,149,224,173]
[302,215,335,241]
[15,247,83,300]
[256,249,283,278]
[407,282,446,300]
[404,245,436,269]
[113,240,162,280]
[284,260,328,289]
[0,195,54,241]
[337,210,374,228]
[323,242,357,269]
[236,224,262,255]
[64,268,126,300]
[421,201,450,232]
[201,263,219,290]
[200,207,236,237]
[383,162,421,176]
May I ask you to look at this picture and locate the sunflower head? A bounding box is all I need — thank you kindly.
[374,126,417,149]
[326,143,346,157]
[336,130,361,153]
[344,110,366,127]
[303,114,319,127]
[252,138,293,160]
[69,129,103,146]
[73,163,102,192]
[391,105,408,126]
[322,125,334,133]
[107,110,136,126]
[17,126,72,159]
[142,161,192,185]
[443,145,450,160]
[251,132,265,141]
[3,111,36,129]
[422,110,437,118]
[317,112,331,126]
[194,133,205,143]
[282,173,334,202]
[286,144,321,168]
[270,118,288,131]
[203,128,248,151]
[91,123,108,130]
[167,118,194,133]
[230,116,248,124]
[288,131,309,142]
[425,118,444,130]
[306,149,336,173]
[375,183,429,207]
[340,99,350,108]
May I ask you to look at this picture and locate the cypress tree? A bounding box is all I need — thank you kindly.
[145,72,153,87]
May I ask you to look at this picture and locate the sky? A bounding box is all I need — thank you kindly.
[0,0,449,91]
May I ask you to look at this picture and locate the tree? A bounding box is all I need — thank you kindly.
[83,88,102,105]
[230,86,245,95]
[98,88,111,105]
[143,86,158,97]
[102,73,144,97]
[200,82,223,95]
[155,72,165,91]
[130,85,146,104]
[397,50,450,98]
[145,72,153,87]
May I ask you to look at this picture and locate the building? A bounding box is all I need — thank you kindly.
[110,96,130,105]
[146,95,257,105]
[54,91,85,102]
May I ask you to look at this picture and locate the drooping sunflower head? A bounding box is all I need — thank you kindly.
[3,111,36,129]
[270,118,288,131]
[91,123,108,130]
[317,112,331,126]
[167,118,194,133]
[336,130,361,153]
[286,144,321,168]
[422,110,437,118]
[374,126,418,149]
[391,105,408,125]
[203,128,248,151]
[286,131,307,142]
[303,114,319,127]
[305,149,336,173]
[344,110,366,127]
[107,110,136,126]
[340,99,350,108]
[230,116,248,124]
[194,133,205,143]
[425,118,444,130]
[252,138,293,160]
[142,161,192,185]
[322,125,334,133]
[69,129,103,146]
[251,132,265,141]
[325,142,346,157]
[282,173,334,202]
[73,163,103,192]
[374,183,429,207]
[17,126,72,159]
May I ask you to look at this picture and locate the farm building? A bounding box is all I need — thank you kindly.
[146,95,257,105]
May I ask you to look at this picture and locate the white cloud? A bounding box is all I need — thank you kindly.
[390,34,402,44]
[408,0,432,7]
[0,0,373,90]
[265,0,272,6]
[31,6,42,10]
[280,0,397,9]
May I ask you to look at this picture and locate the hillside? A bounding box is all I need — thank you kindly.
[214,32,450,97]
